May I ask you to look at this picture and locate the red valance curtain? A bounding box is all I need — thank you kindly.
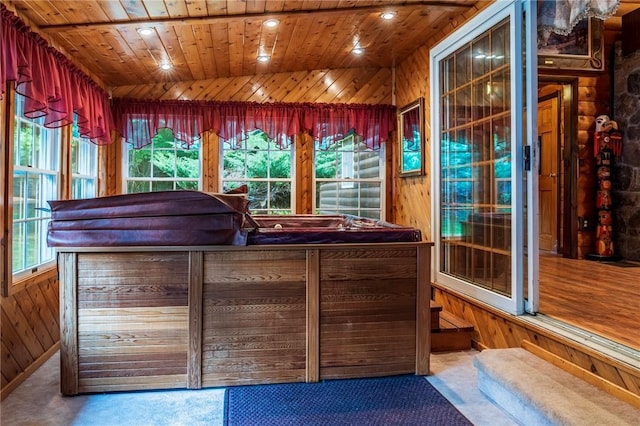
[1,4,113,144]
[112,98,396,150]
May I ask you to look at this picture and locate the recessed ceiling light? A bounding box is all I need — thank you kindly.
[380,11,396,20]
[137,27,154,36]
[160,62,173,70]
[264,19,279,28]
[257,55,270,63]
[352,47,364,55]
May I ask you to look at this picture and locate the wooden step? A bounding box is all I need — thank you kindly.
[438,311,474,333]
[430,303,474,352]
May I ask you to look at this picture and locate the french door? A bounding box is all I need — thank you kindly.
[430,0,538,314]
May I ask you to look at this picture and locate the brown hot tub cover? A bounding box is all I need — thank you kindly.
[47,191,250,247]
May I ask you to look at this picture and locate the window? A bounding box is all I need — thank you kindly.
[221,130,294,215]
[70,118,98,199]
[314,132,384,219]
[124,128,201,193]
[12,94,61,276]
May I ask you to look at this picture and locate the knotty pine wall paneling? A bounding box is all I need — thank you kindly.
[393,44,432,235]
[98,132,121,197]
[1,270,60,399]
[296,132,314,215]
[110,68,393,103]
[391,2,488,239]
[202,131,220,193]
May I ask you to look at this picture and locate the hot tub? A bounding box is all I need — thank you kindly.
[49,192,432,395]
[248,214,422,245]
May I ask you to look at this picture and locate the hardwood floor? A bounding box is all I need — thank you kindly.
[539,252,640,351]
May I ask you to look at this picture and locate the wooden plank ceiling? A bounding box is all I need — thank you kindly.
[4,0,480,89]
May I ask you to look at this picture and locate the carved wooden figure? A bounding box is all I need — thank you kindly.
[591,115,623,260]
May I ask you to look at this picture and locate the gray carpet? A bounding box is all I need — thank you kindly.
[69,388,226,426]
[474,348,640,426]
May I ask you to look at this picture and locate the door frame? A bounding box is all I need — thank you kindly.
[538,77,578,258]
[538,92,561,253]
[430,0,536,315]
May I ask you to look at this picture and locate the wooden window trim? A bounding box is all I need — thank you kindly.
[1,86,69,297]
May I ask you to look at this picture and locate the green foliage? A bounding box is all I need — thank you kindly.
[222,131,293,213]
[127,128,200,191]
[315,149,337,178]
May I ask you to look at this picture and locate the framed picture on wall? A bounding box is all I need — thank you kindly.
[538,17,604,71]
[399,98,425,177]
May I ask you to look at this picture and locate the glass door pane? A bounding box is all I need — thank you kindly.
[439,18,512,296]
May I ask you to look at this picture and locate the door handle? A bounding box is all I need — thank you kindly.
[549,173,557,177]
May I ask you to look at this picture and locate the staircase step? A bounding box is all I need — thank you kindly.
[438,311,474,332]
[473,348,640,425]
[430,302,474,352]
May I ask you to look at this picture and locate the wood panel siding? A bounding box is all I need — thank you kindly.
[200,250,308,387]
[57,243,431,395]
[110,67,393,104]
[391,2,488,237]
[1,270,59,400]
[74,252,190,393]
[319,247,419,379]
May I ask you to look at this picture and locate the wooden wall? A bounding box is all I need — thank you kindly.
[110,67,393,103]
[1,270,60,399]
[2,0,630,402]
[391,2,488,235]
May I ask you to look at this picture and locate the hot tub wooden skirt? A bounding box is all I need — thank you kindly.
[58,242,432,395]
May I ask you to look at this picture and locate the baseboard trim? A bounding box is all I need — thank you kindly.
[1,342,60,401]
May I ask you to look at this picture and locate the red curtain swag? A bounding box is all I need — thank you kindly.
[1,4,394,149]
[112,99,396,151]
[1,4,113,144]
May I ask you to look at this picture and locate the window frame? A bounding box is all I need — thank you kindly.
[220,130,296,215]
[2,89,66,295]
[70,119,99,200]
[122,129,202,194]
[313,132,386,220]
[11,93,65,281]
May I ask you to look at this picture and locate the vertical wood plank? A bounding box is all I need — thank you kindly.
[306,249,320,382]
[295,132,313,214]
[188,251,203,389]
[416,244,432,375]
[202,131,219,192]
[59,252,79,396]
[1,85,14,296]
